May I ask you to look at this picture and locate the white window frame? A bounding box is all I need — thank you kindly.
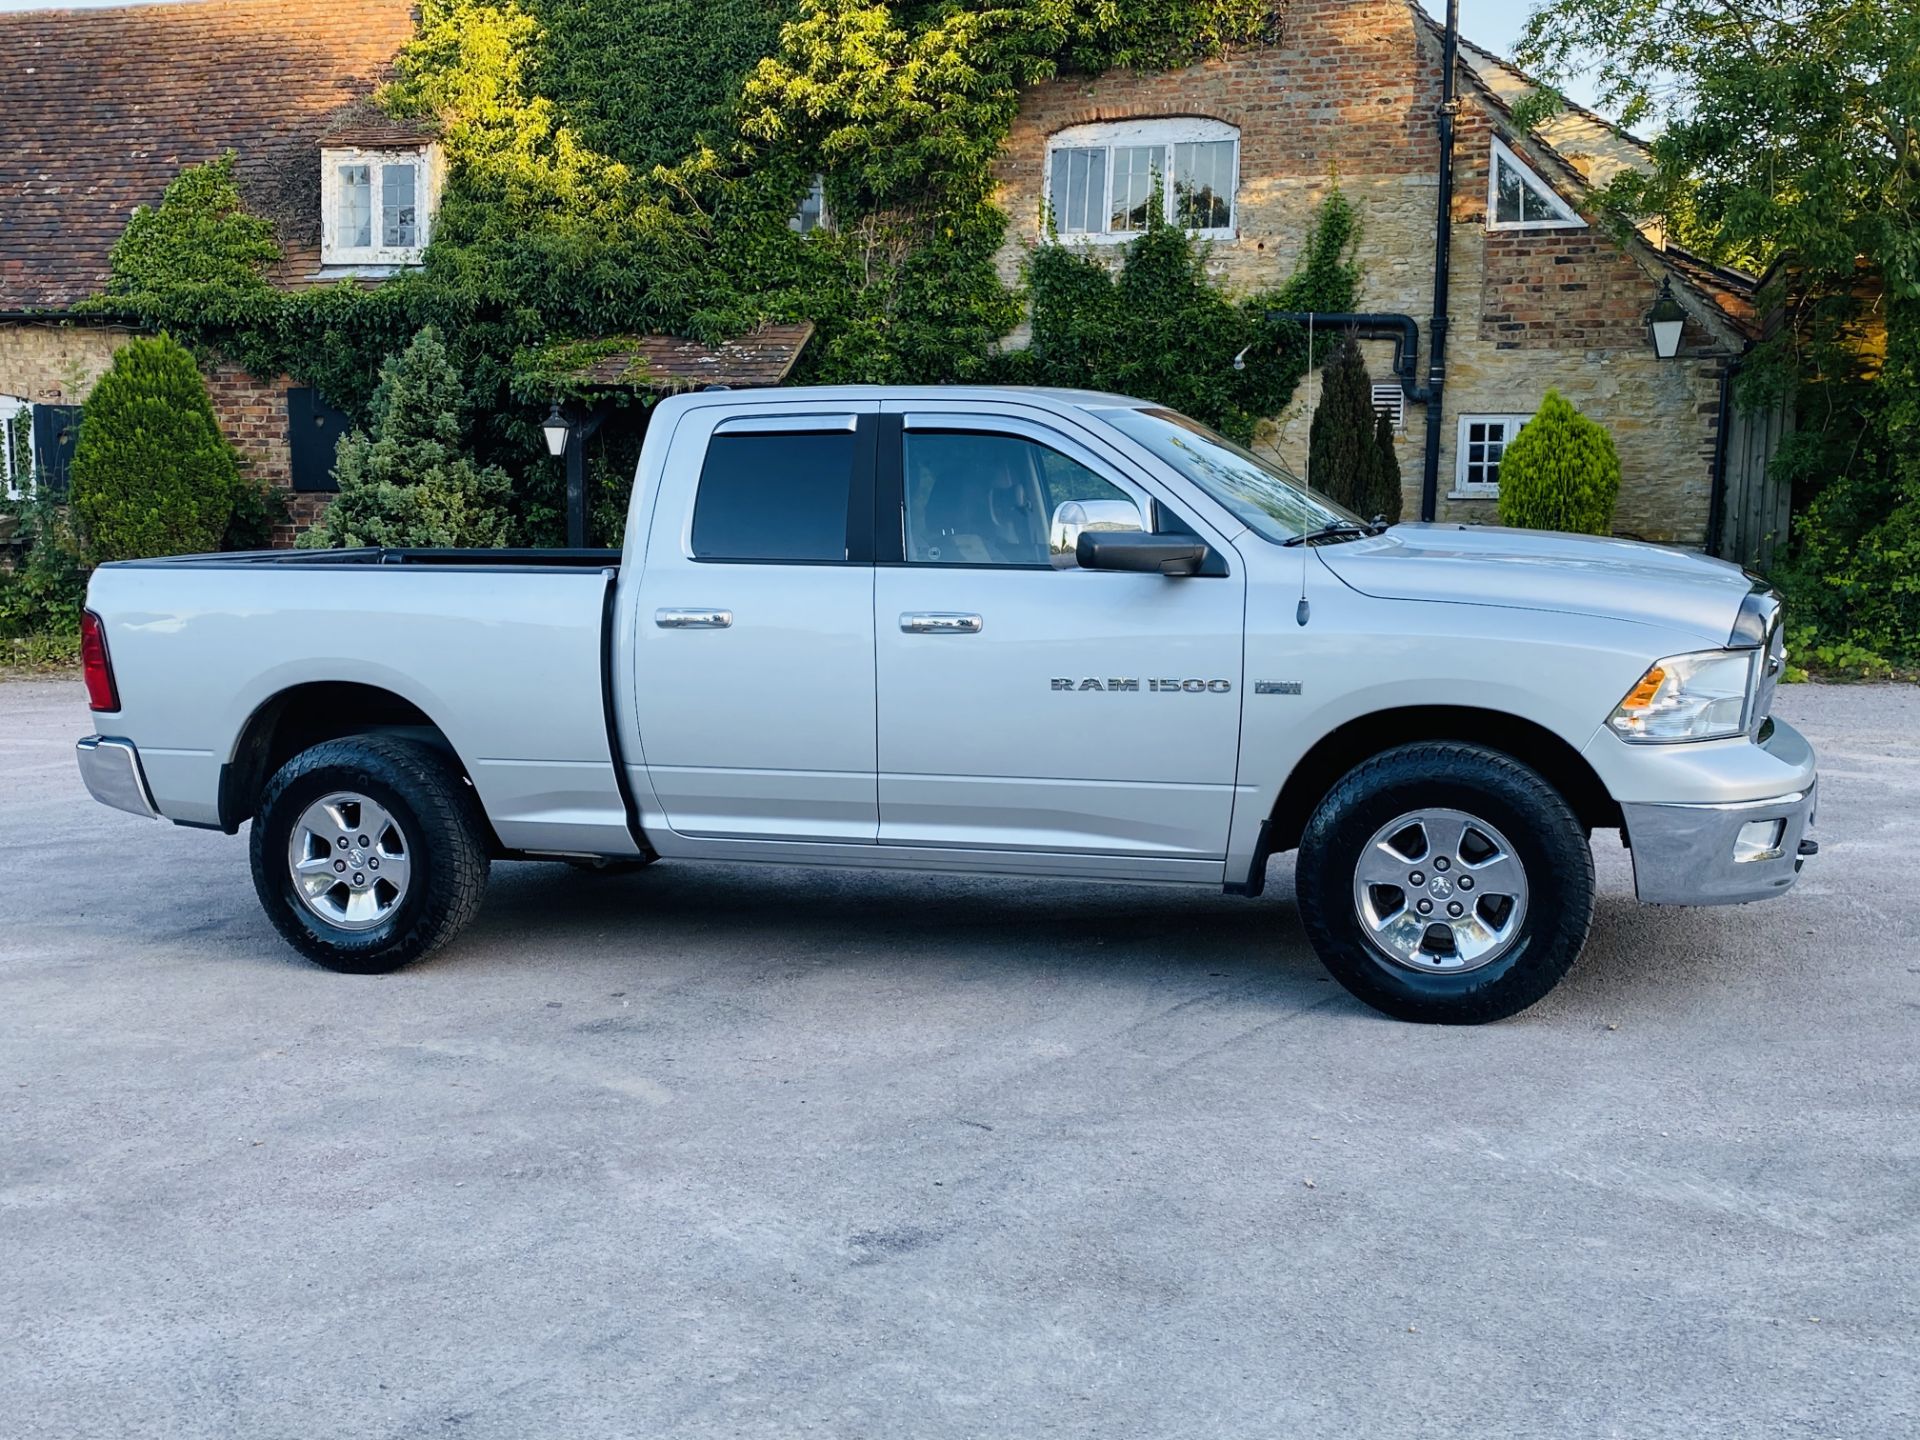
[1,395,31,501]
[1486,136,1586,232]
[789,174,832,235]
[1452,413,1533,497]
[320,145,442,268]
[1043,117,1240,243]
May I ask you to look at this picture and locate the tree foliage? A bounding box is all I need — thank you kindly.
[1015,189,1362,443]
[1517,0,1920,661]
[1495,389,1620,536]
[69,335,239,562]
[300,326,514,549]
[94,1,1291,544]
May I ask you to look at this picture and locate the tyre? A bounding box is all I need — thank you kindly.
[249,735,490,974]
[1295,742,1594,1024]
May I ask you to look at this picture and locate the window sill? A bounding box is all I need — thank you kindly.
[1447,489,1500,501]
[1485,219,1588,233]
[1047,228,1237,246]
[311,261,424,280]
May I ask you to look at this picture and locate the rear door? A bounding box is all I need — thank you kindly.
[633,402,879,842]
[872,402,1246,859]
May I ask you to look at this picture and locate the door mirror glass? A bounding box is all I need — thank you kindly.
[1049,498,1144,569]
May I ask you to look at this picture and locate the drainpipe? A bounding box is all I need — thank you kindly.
[1418,0,1461,522]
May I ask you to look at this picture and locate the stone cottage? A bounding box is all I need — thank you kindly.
[993,0,1770,548]
[2,0,1772,554]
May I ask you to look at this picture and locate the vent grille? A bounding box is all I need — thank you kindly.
[1370,383,1406,433]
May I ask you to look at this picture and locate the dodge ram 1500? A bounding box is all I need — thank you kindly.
[76,386,1817,1022]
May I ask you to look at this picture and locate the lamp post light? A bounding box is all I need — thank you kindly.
[541,402,570,459]
[1647,278,1687,360]
[540,400,606,549]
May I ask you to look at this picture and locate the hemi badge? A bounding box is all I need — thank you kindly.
[1255,680,1302,696]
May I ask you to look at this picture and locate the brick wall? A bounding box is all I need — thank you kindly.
[201,361,331,543]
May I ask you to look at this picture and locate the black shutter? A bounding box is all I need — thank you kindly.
[31,404,82,500]
[287,387,352,493]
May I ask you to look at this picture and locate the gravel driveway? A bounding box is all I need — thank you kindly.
[3,677,1916,1439]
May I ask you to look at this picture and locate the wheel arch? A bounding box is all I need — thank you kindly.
[219,681,471,834]
[1266,706,1621,855]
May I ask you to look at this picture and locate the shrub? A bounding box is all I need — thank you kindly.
[0,490,89,664]
[1496,389,1620,535]
[69,334,238,562]
[299,326,513,549]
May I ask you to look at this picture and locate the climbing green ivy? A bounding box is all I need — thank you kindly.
[96,0,1326,542]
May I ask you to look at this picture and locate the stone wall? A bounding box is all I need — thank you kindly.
[0,322,329,545]
[992,0,1739,546]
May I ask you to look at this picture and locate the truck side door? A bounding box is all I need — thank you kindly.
[872,404,1246,861]
[633,402,879,842]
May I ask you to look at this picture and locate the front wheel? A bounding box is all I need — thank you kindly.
[1295,743,1594,1024]
[250,735,490,974]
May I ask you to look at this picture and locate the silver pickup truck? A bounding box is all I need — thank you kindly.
[75,385,1816,1023]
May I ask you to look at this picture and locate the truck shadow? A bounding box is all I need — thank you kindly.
[445,852,1755,1021]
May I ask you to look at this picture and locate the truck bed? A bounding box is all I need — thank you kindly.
[85,551,641,858]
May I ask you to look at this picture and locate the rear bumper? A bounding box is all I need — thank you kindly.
[1621,781,1816,906]
[76,735,160,820]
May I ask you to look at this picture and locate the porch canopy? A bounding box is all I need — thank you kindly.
[545,321,814,546]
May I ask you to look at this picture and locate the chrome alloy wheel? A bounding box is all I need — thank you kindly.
[287,792,411,932]
[1351,808,1529,973]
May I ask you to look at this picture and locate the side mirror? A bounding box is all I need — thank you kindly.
[1077,531,1212,577]
[1049,498,1143,569]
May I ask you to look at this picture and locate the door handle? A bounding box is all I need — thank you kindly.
[655,608,733,629]
[900,612,983,634]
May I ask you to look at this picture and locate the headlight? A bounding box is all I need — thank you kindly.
[1608,650,1756,742]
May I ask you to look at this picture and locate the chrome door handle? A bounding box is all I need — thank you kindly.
[655,608,733,629]
[900,612,982,634]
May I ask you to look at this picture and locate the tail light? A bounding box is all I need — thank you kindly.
[80,609,120,712]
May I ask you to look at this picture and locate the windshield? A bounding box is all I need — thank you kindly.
[1101,406,1364,544]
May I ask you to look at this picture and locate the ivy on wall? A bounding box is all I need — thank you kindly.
[91,0,1342,542]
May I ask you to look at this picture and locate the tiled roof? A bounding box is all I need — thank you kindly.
[0,0,420,310]
[564,323,818,391]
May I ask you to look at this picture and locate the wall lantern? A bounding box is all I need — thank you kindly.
[541,402,570,459]
[1647,278,1688,360]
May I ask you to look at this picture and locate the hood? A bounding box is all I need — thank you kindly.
[1317,523,1752,644]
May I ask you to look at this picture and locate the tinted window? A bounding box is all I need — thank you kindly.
[905,431,1134,567]
[691,430,854,562]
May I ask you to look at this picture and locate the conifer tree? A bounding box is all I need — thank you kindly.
[1367,408,1404,523]
[1496,389,1621,535]
[300,326,513,549]
[69,334,238,562]
[1305,339,1377,513]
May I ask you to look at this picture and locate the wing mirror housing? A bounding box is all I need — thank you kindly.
[1076,531,1212,577]
[1050,499,1143,569]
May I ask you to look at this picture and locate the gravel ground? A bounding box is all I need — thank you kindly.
[2,677,1916,1439]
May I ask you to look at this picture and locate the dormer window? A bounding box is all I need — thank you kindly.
[1487,137,1585,231]
[321,146,440,268]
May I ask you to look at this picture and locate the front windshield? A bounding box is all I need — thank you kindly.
[1102,406,1364,544]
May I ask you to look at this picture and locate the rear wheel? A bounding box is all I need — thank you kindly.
[1295,743,1594,1024]
[250,735,489,974]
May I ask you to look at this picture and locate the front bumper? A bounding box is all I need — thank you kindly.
[76,735,160,820]
[1621,780,1816,906]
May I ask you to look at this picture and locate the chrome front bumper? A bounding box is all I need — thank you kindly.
[1621,782,1816,906]
[76,735,160,819]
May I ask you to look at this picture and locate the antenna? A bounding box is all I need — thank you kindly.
[1302,311,1314,494]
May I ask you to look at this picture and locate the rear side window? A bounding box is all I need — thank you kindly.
[691,430,854,561]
